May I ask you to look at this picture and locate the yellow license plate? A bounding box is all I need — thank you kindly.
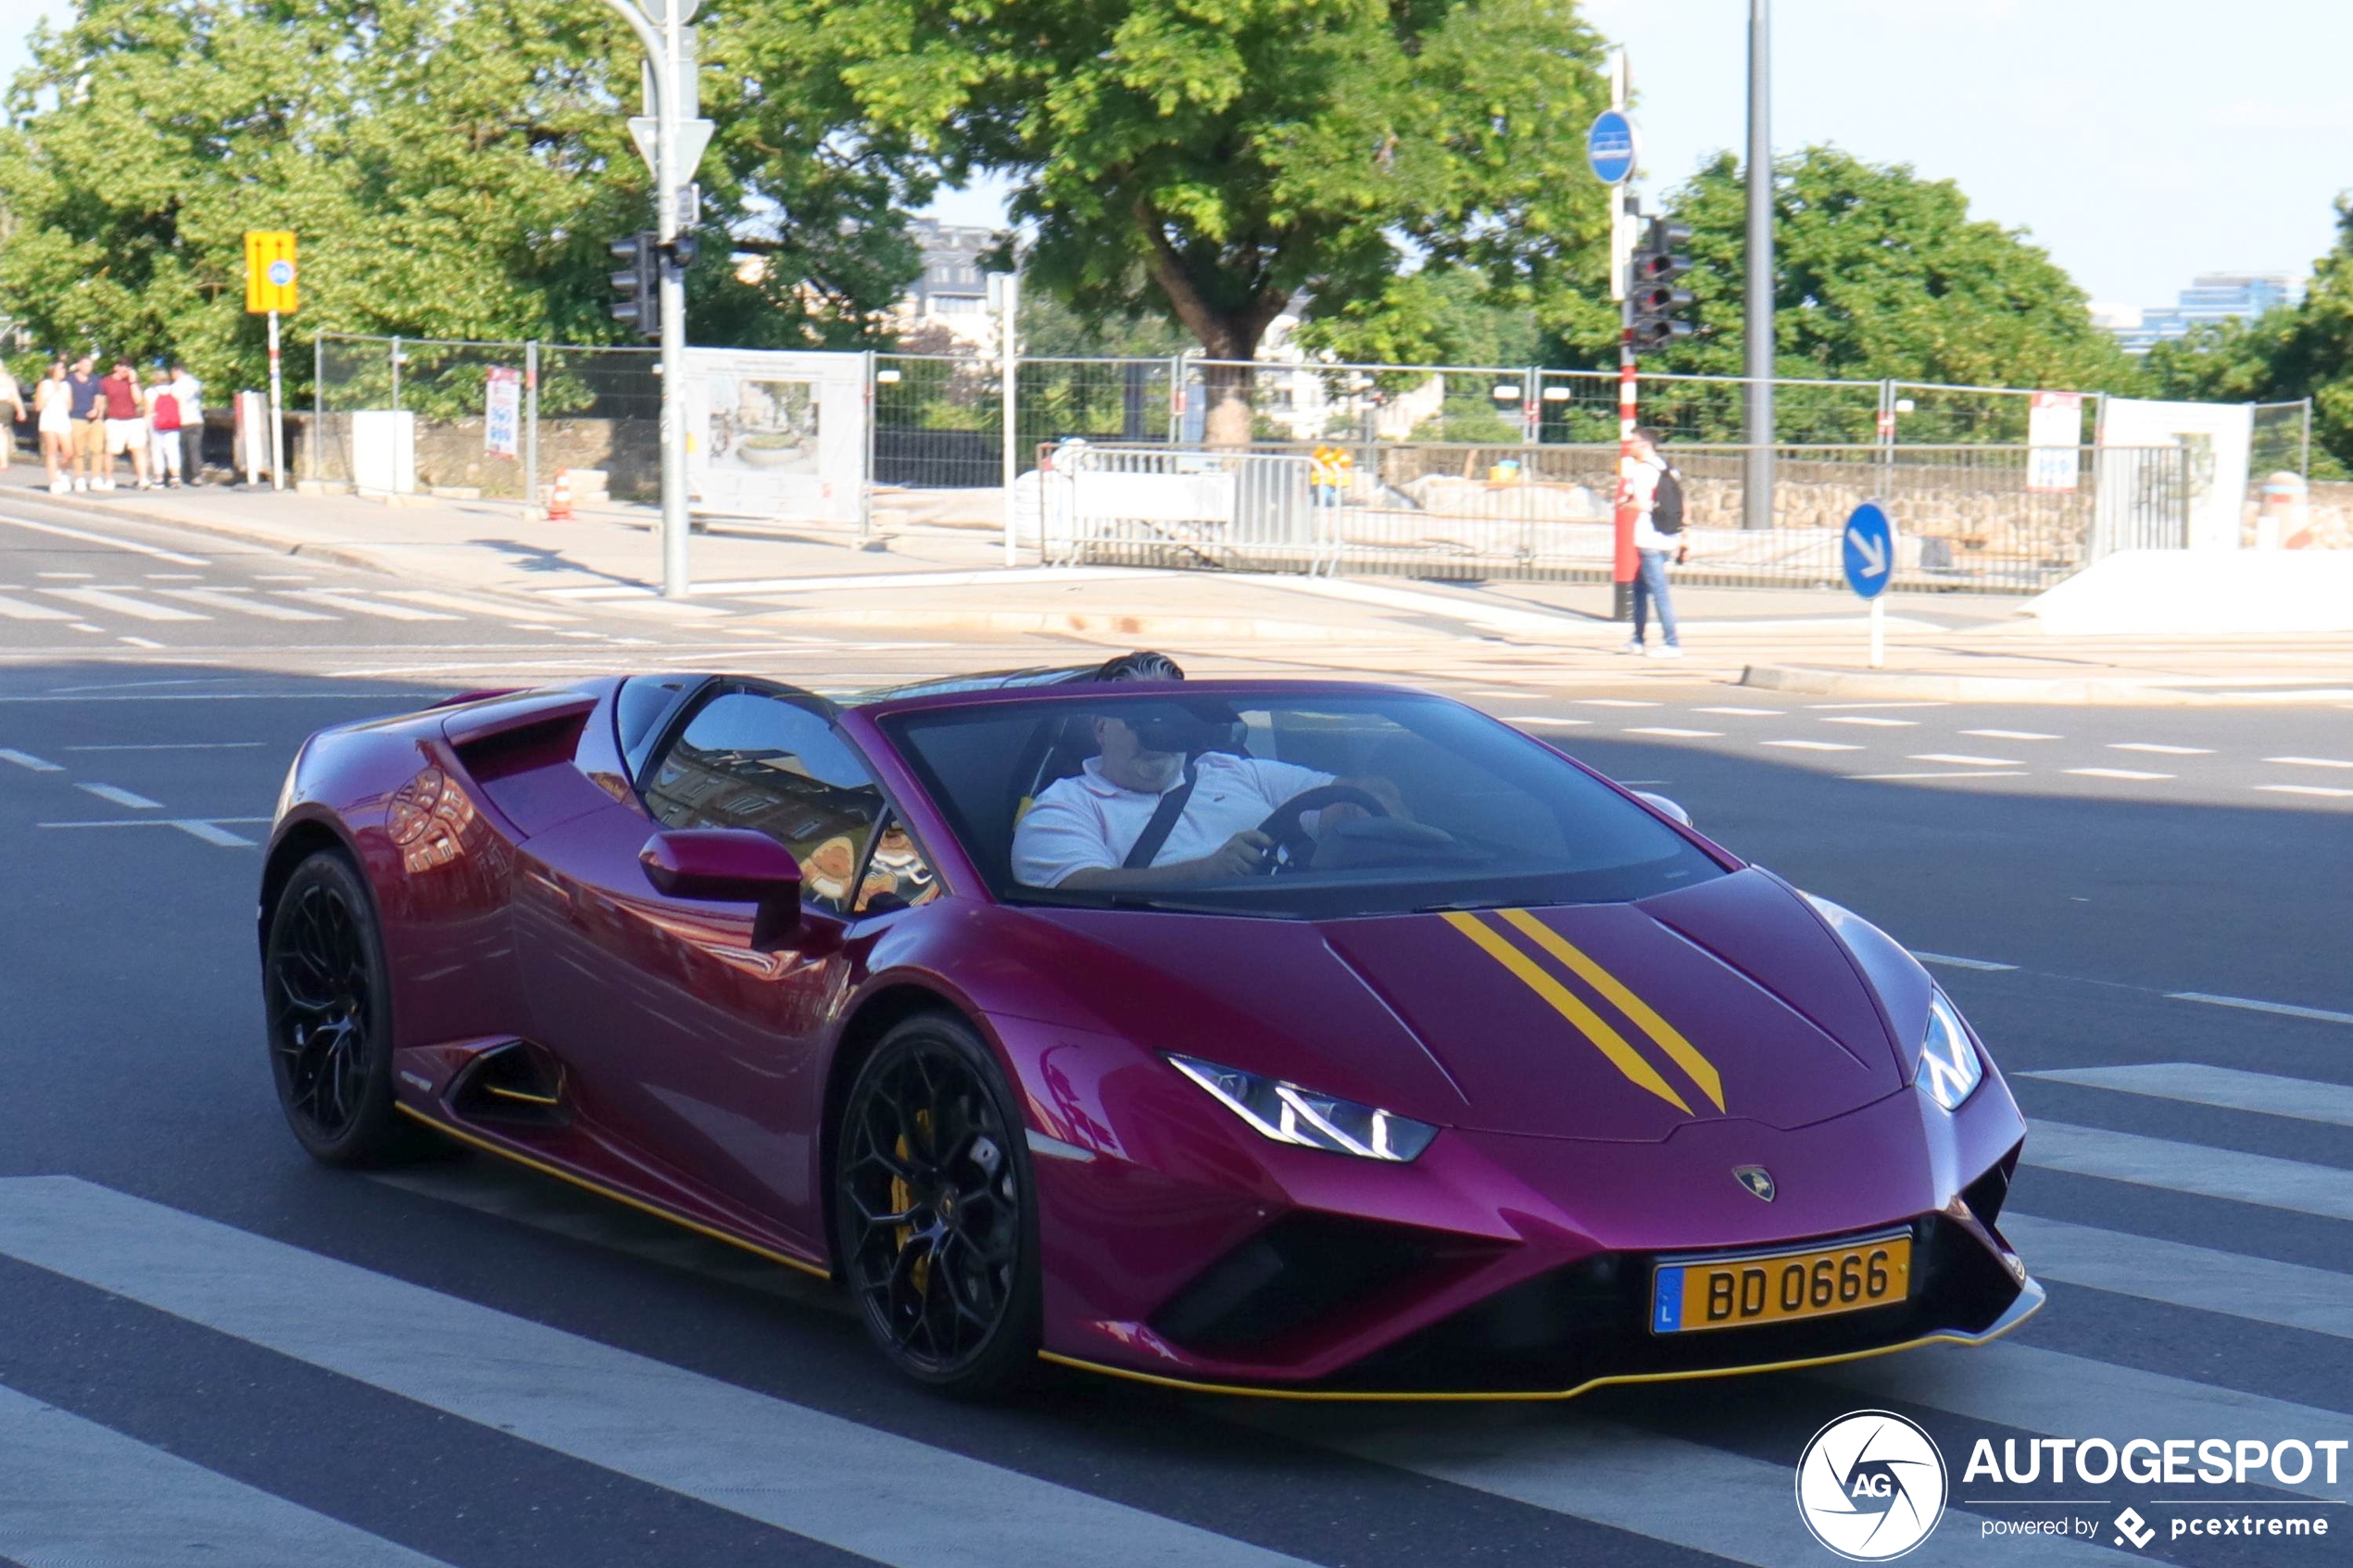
[1651,1235,1911,1333]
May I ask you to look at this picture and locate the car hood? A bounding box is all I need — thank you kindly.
[1020,868,1908,1143]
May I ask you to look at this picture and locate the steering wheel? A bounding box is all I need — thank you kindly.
[1252,784,1390,873]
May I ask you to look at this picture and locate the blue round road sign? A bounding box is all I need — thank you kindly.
[1587,110,1636,185]
[267,258,295,286]
[1842,502,1894,598]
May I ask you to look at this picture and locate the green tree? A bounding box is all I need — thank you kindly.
[808,0,1615,443]
[1613,146,2136,435]
[2144,195,2353,476]
[0,0,927,401]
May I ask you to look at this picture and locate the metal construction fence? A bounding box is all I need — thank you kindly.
[305,332,2274,589]
[1037,441,2189,593]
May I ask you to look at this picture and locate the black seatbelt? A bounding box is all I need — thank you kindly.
[1122,759,1200,870]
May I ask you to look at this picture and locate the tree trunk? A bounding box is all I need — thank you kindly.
[1134,199,1285,450]
[1202,358,1256,449]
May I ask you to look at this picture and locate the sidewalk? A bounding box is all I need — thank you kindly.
[9,472,2350,704]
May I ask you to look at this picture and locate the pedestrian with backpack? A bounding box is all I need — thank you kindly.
[144,367,184,486]
[1617,426,1685,658]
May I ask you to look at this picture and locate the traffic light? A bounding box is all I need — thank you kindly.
[609,232,658,338]
[1629,218,1694,350]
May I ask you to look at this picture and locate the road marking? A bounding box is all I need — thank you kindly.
[0,1177,1311,1568]
[117,634,166,649]
[2023,1062,2353,1128]
[38,817,270,847]
[40,586,208,621]
[2064,767,2172,781]
[158,587,336,621]
[284,591,460,621]
[1912,951,2018,972]
[1826,1341,2353,1502]
[1759,739,1861,751]
[76,783,162,809]
[2164,991,2353,1027]
[2024,1121,2353,1223]
[1806,701,1944,709]
[2001,1212,2353,1341]
[0,512,210,564]
[1576,698,1659,708]
[1504,715,1591,726]
[1818,716,1917,727]
[36,571,95,580]
[385,589,581,622]
[1249,1407,2132,1568]
[251,573,315,582]
[2267,756,2353,770]
[144,571,204,580]
[1962,729,2060,741]
[0,1379,455,1568]
[1692,706,1782,716]
[1847,770,2029,782]
[2108,743,2211,755]
[2257,783,2353,798]
[1623,727,1721,737]
[64,741,270,752]
[1906,753,2020,767]
[0,748,63,771]
[0,593,76,621]
[0,690,453,704]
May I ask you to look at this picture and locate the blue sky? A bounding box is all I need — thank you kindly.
[9,0,2347,308]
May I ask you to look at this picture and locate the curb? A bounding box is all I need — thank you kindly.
[1740,664,2353,707]
[789,606,1382,644]
[5,483,402,577]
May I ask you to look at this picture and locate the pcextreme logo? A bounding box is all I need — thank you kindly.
[1795,1410,1949,1561]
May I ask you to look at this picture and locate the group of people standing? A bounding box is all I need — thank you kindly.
[1,356,205,493]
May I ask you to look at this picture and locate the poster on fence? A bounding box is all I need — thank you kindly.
[681,348,868,524]
[2025,391,2082,493]
[484,367,522,459]
[2097,397,2253,551]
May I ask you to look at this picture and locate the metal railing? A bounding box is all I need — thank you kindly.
[1037,445,1316,571]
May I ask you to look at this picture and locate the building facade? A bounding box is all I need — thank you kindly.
[2099,273,2305,355]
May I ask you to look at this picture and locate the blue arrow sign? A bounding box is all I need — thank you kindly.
[1842,502,1894,598]
[1587,110,1636,186]
[266,259,295,286]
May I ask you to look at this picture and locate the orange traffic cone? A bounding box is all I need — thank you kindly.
[547,469,573,522]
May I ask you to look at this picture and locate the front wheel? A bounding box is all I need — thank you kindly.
[263,850,424,1166]
[837,1013,1041,1398]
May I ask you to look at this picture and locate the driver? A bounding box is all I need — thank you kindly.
[1011,655,1397,889]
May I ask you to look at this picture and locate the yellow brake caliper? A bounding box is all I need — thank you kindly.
[891,1111,933,1296]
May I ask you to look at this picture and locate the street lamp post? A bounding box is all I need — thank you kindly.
[600,0,703,598]
[1743,0,1775,532]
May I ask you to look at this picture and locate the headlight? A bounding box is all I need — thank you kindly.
[1917,988,1984,1110]
[1167,1055,1439,1162]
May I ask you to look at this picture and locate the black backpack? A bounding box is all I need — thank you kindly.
[1653,465,1685,534]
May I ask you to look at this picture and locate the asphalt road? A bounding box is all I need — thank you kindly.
[3,498,2350,1568]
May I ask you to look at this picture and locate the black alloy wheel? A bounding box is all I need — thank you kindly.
[264,851,421,1166]
[837,1014,1041,1397]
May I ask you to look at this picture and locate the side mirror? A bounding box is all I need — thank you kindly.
[639,828,801,948]
[1633,791,1692,828]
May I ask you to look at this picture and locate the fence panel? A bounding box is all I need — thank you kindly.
[536,345,661,504]
[1041,445,1316,571]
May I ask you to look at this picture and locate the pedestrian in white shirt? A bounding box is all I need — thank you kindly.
[1618,426,1685,659]
[169,364,204,483]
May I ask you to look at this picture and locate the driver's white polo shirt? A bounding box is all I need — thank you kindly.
[1013,753,1334,886]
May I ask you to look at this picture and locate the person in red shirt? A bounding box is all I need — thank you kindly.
[98,358,150,489]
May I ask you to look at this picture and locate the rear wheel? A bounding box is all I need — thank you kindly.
[263,850,423,1166]
[837,1013,1041,1398]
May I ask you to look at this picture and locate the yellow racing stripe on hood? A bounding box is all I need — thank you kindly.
[1498,909,1727,1112]
[1441,911,1693,1115]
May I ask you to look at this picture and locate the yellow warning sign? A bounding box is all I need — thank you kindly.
[245,231,298,314]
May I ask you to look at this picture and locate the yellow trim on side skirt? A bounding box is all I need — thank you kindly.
[482,1084,562,1107]
[1442,911,1693,1114]
[1499,909,1726,1112]
[394,1103,831,1281]
[1036,1285,2043,1402]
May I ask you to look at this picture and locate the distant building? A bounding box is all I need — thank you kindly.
[896,219,1003,346]
[2103,273,2304,355]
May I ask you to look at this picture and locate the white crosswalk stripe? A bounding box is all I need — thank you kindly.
[41,585,208,621]
[0,592,77,620]
[2024,1062,2353,1128]
[0,1379,454,1568]
[384,588,581,621]
[157,586,337,621]
[283,590,460,621]
[2024,1120,2353,1222]
[2000,1212,2353,1339]
[0,1177,1309,1568]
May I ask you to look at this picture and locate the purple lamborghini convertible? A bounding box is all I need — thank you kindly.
[259,655,2038,1398]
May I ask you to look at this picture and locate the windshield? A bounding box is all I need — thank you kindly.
[881,692,1728,919]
